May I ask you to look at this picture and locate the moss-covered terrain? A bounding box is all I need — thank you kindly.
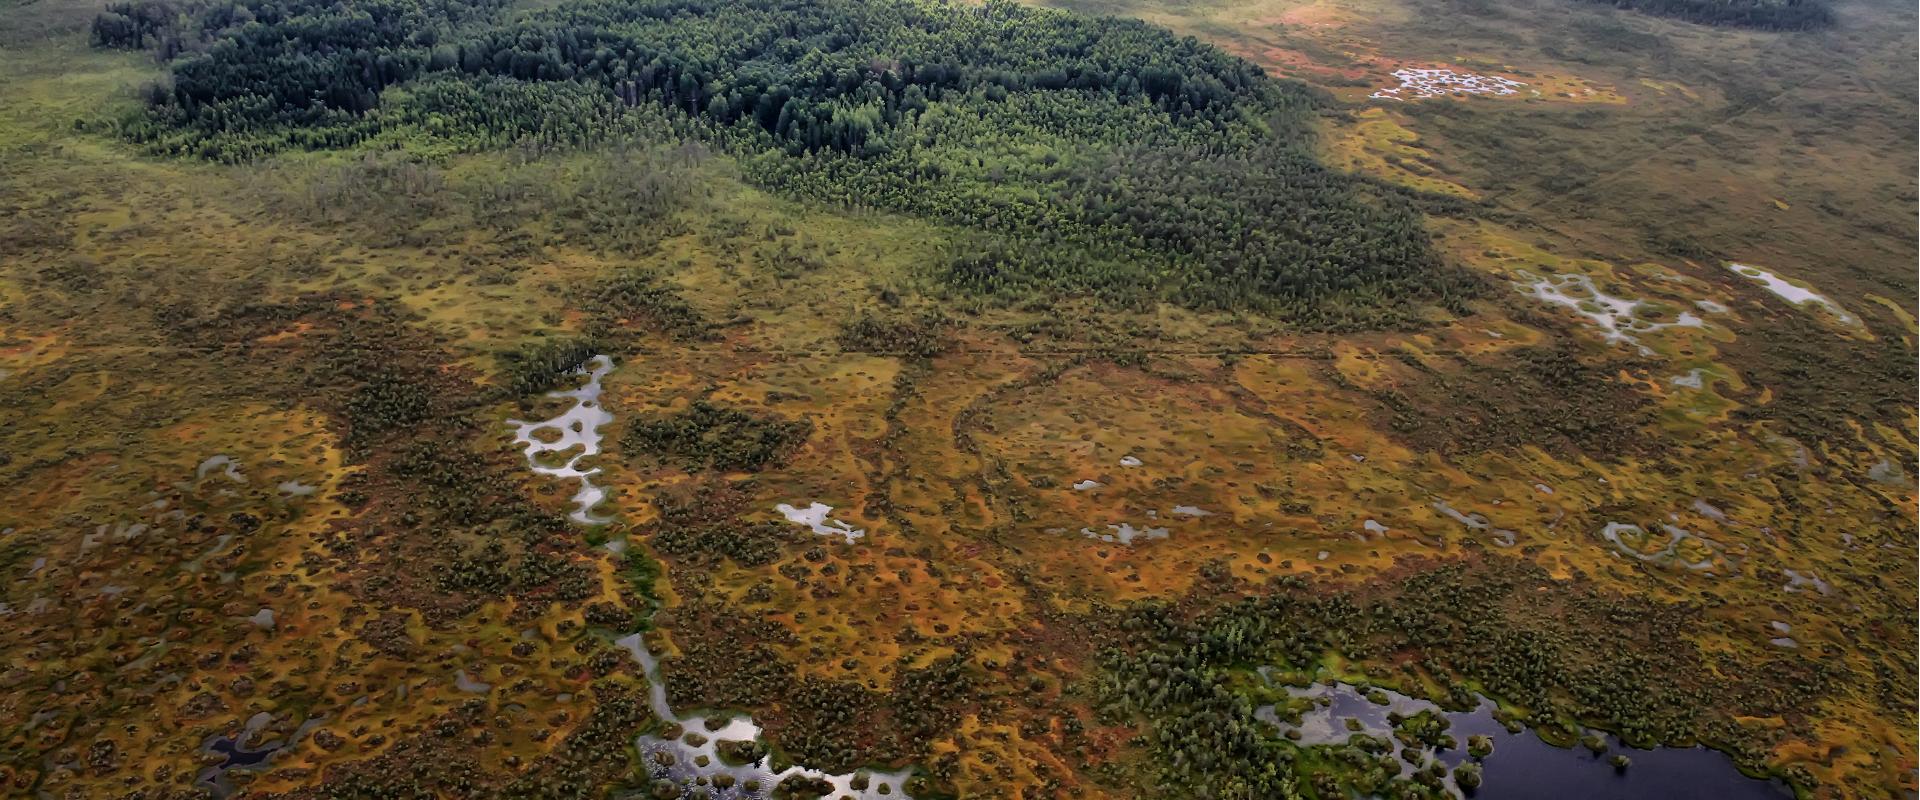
[0,0,1912,796]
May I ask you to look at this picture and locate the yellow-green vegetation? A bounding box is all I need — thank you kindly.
[0,0,1912,797]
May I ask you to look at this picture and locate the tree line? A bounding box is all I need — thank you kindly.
[1575,0,1832,30]
[95,0,1479,322]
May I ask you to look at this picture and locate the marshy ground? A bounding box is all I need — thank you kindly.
[0,0,1913,797]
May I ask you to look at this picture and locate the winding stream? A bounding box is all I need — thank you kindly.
[615,633,916,798]
[508,355,615,524]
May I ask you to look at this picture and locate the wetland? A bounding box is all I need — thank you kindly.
[0,0,1911,795]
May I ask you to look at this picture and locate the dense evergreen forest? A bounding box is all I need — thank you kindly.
[91,0,1478,321]
[1573,0,1832,30]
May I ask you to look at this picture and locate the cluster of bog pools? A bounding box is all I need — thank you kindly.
[1372,68,1526,100]
[1055,454,1219,545]
[1256,678,1792,799]
[1598,519,1740,574]
[508,355,616,525]
[1513,270,1706,355]
[1429,492,1746,575]
[501,354,876,546]
[615,634,915,799]
[1511,262,1859,358]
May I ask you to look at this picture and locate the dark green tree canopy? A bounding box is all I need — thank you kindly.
[99,0,1480,321]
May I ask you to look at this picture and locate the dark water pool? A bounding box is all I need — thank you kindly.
[207,735,276,767]
[1447,707,1792,799]
[194,712,324,799]
[1259,681,1791,799]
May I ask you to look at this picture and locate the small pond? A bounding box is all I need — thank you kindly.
[1258,681,1792,799]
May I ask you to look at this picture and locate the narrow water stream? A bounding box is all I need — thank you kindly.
[508,355,616,524]
[615,633,917,798]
